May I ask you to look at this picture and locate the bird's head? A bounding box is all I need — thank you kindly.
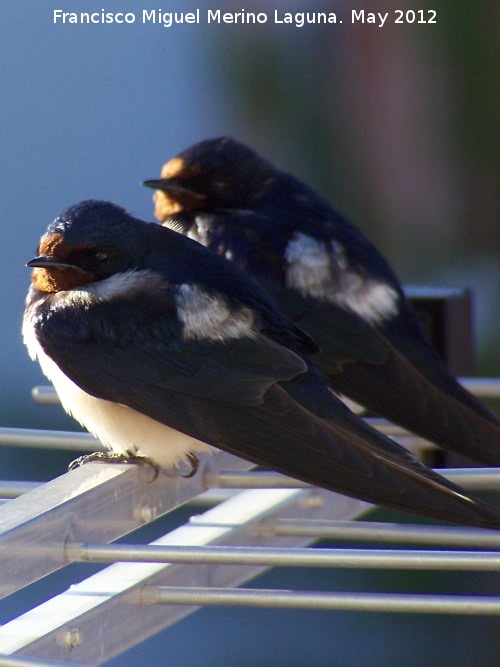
[143,137,276,220]
[27,200,145,293]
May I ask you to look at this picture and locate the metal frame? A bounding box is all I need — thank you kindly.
[0,378,498,666]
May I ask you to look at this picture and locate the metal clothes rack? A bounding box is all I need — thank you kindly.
[0,378,498,665]
[0,285,498,665]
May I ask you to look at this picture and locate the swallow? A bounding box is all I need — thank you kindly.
[22,199,500,529]
[143,136,500,466]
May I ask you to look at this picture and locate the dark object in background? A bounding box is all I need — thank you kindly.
[406,286,479,468]
[405,286,473,377]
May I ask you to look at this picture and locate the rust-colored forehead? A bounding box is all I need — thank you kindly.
[38,232,88,259]
[39,232,67,257]
[160,156,201,180]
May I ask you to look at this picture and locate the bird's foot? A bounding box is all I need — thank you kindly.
[182,452,200,479]
[181,452,199,478]
[68,451,160,480]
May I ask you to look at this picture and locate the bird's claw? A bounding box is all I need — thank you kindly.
[68,450,160,480]
[182,452,199,478]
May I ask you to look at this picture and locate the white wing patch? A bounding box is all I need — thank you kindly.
[340,281,399,324]
[176,283,255,342]
[285,232,399,325]
[285,231,331,290]
[22,313,211,469]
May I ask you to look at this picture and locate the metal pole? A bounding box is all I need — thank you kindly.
[66,543,500,571]
[259,518,500,548]
[141,586,500,615]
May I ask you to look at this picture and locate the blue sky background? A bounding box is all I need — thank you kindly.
[2,1,499,434]
[1,3,499,664]
[1,2,240,431]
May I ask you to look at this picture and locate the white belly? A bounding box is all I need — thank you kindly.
[23,322,212,469]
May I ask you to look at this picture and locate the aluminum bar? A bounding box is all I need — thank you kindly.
[30,386,61,406]
[207,468,500,492]
[0,451,252,599]
[459,377,500,398]
[66,542,500,571]
[0,489,369,663]
[261,518,500,548]
[0,427,100,452]
[0,482,41,499]
[31,377,500,406]
[0,656,78,667]
[142,585,500,615]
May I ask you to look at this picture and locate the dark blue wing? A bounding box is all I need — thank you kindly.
[31,286,500,529]
[168,208,500,465]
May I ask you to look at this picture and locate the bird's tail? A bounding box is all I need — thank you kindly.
[197,383,500,531]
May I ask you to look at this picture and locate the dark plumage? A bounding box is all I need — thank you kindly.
[22,199,500,529]
[143,136,500,466]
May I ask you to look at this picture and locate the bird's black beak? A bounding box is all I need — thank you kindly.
[142,179,206,202]
[27,255,87,273]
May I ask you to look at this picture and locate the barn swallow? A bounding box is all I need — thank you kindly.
[22,200,500,529]
[143,136,500,466]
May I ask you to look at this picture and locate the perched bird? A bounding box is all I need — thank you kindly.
[143,137,500,466]
[23,200,500,529]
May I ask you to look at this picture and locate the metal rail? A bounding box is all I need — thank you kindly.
[0,427,99,452]
[0,657,78,667]
[260,518,500,548]
[30,378,500,405]
[0,452,255,600]
[141,586,500,615]
[206,467,500,492]
[0,422,410,449]
[1,480,498,664]
[66,542,500,571]
[0,487,370,662]
[0,377,498,665]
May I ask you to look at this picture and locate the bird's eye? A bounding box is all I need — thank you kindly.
[94,250,110,263]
